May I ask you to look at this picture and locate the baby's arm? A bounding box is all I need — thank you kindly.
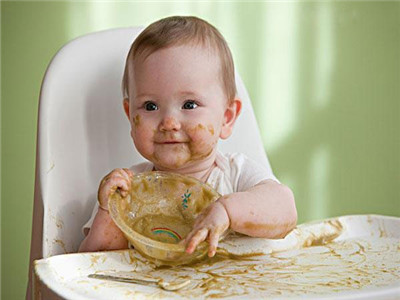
[78,168,133,252]
[185,179,297,256]
[219,179,297,238]
[78,207,128,252]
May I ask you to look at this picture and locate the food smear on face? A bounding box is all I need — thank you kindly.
[133,114,141,127]
[185,124,216,161]
[147,122,217,169]
[207,124,214,136]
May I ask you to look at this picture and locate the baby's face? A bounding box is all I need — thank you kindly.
[125,44,231,171]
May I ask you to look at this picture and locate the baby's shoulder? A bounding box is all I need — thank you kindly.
[217,151,274,179]
[216,151,278,191]
[217,151,254,169]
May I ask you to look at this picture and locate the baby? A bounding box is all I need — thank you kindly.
[79,16,297,257]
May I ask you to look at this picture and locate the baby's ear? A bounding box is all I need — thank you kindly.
[220,99,242,139]
[123,98,130,120]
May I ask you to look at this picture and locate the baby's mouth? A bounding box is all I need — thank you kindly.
[155,134,189,145]
[156,140,187,145]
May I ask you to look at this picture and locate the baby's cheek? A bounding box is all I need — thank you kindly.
[132,123,155,156]
[188,123,215,140]
[187,124,218,159]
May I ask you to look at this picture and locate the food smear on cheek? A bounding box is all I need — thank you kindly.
[197,124,206,130]
[133,115,141,127]
[131,115,141,137]
[207,125,215,136]
[187,124,217,161]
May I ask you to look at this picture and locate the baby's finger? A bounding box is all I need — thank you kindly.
[183,221,206,246]
[182,227,199,245]
[98,172,130,209]
[207,230,220,257]
[122,168,134,179]
[105,177,130,196]
[186,228,208,254]
[115,168,131,183]
[103,171,126,184]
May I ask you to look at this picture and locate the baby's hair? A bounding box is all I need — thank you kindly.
[122,16,237,102]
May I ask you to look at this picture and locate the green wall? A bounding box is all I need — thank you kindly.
[1,1,399,299]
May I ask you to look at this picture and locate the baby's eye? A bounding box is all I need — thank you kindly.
[144,101,158,111]
[182,100,198,110]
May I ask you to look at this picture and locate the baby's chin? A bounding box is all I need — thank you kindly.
[151,151,193,170]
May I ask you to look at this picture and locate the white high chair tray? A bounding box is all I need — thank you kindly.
[34,215,400,300]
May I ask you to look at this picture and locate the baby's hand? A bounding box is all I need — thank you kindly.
[98,168,134,210]
[183,200,230,257]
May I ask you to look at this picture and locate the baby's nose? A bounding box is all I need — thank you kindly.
[159,116,181,131]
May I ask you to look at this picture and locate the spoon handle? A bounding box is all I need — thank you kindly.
[88,273,191,291]
[88,273,158,286]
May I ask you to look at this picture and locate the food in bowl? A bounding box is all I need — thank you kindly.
[108,171,221,265]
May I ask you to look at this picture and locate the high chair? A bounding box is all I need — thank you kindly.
[27,27,273,299]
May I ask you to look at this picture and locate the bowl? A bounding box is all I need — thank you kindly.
[108,171,221,265]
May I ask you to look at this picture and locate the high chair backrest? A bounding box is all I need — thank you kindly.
[28,27,272,266]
